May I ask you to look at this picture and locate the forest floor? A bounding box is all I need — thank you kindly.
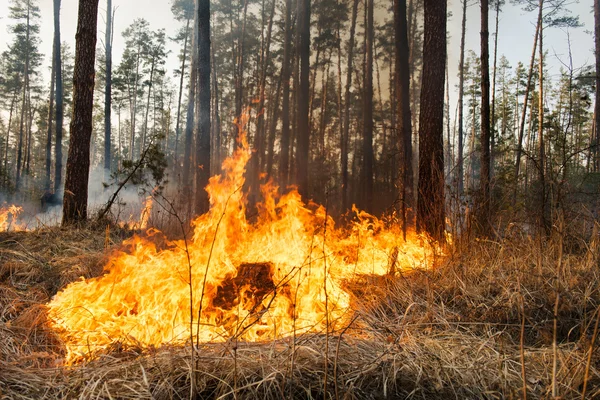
[0,226,599,399]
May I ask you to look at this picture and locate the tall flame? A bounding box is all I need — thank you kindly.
[48,134,437,362]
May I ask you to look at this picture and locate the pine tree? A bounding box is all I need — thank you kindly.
[62,0,100,225]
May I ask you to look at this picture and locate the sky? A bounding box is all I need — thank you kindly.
[0,0,595,106]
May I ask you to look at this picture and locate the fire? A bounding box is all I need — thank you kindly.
[137,195,153,230]
[48,134,438,362]
[0,204,24,232]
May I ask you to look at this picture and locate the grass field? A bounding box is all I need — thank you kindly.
[0,225,599,399]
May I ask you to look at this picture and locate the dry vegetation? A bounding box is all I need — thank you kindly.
[1,225,599,399]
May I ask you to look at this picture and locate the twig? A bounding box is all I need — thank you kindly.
[581,305,600,400]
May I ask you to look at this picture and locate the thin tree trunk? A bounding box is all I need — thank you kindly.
[251,0,276,197]
[3,87,18,188]
[16,4,31,192]
[457,0,467,196]
[295,0,311,198]
[513,2,542,207]
[195,0,211,215]
[594,0,600,171]
[490,0,500,178]
[54,0,64,193]
[361,0,374,212]
[479,0,491,233]
[104,0,112,176]
[183,16,198,206]
[395,0,414,234]
[417,0,446,242]
[342,0,360,211]
[142,58,156,151]
[174,17,190,169]
[46,46,56,191]
[538,0,546,232]
[62,0,100,225]
[234,0,249,143]
[266,73,282,178]
[279,0,293,186]
[319,53,331,158]
[211,33,221,170]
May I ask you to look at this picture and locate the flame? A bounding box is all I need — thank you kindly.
[137,196,153,230]
[48,133,438,362]
[0,205,24,232]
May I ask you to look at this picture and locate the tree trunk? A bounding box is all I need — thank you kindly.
[490,0,500,178]
[342,0,360,211]
[211,33,221,170]
[457,0,466,196]
[417,0,446,242]
[104,0,112,176]
[395,0,414,234]
[513,2,542,207]
[3,87,18,188]
[279,0,293,187]
[142,58,156,152]
[595,0,600,171]
[266,72,282,178]
[234,0,249,143]
[62,0,100,225]
[479,0,491,233]
[251,0,276,200]
[295,0,311,198]
[16,4,31,192]
[195,0,211,215]
[183,17,198,204]
[361,0,374,212]
[46,46,56,191]
[54,0,64,193]
[174,18,190,169]
[537,0,546,232]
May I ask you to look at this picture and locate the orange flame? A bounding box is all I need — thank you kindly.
[137,196,153,230]
[0,205,24,232]
[48,133,437,362]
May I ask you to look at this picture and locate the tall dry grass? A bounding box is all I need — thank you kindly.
[0,224,598,399]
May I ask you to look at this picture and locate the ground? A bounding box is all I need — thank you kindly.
[0,226,599,399]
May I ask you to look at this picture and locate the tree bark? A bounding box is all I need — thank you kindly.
[46,45,56,191]
[3,87,18,188]
[16,4,31,192]
[279,0,293,187]
[479,0,491,233]
[457,0,466,196]
[595,0,600,171]
[266,72,282,178]
[183,16,198,205]
[417,0,446,242]
[361,0,374,212]
[54,0,64,193]
[295,0,311,198]
[234,0,249,143]
[195,0,211,215]
[342,0,360,211]
[104,0,112,176]
[62,0,100,225]
[537,0,547,232]
[395,0,414,235]
[490,0,500,177]
[174,18,190,168]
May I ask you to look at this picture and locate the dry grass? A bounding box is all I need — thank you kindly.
[1,226,599,399]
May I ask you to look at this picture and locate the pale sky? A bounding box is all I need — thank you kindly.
[0,0,595,106]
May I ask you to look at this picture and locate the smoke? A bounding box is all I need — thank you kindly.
[0,167,155,229]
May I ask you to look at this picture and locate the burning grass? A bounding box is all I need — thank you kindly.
[1,226,599,398]
[1,137,599,398]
